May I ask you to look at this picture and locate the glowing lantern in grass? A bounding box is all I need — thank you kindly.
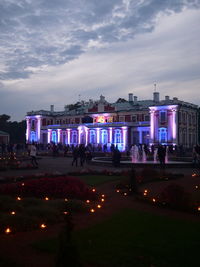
[5,228,11,234]
[97,205,101,209]
[63,211,68,215]
[11,211,16,215]
[45,197,49,201]
[64,198,68,202]
[195,185,199,189]
[21,183,25,186]
[90,209,95,213]
[152,198,156,203]
[101,194,105,198]
[101,198,105,202]
[92,188,96,192]
[143,192,147,196]
[16,197,21,201]
[40,224,47,229]
[124,193,127,196]
[86,200,90,203]
[192,173,197,177]
[116,189,120,193]
[198,207,200,211]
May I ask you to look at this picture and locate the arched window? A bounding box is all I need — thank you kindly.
[52,131,57,143]
[90,130,96,144]
[101,130,108,144]
[31,131,36,142]
[115,129,121,144]
[72,131,78,144]
[159,127,167,144]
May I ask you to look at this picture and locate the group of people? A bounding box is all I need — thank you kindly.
[71,144,92,167]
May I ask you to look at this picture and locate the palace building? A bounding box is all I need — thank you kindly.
[26,92,199,151]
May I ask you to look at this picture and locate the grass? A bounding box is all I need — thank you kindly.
[77,174,124,186]
[33,208,200,267]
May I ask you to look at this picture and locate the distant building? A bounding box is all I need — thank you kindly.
[26,92,199,151]
[0,131,10,144]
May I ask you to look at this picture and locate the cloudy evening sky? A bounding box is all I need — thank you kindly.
[0,0,200,121]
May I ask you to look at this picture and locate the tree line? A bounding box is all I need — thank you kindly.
[0,114,26,144]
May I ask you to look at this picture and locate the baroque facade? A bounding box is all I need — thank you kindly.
[26,92,199,151]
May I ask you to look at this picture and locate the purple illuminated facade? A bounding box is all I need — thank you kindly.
[26,93,199,150]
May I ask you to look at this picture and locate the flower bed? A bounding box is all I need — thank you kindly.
[0,176,98,200]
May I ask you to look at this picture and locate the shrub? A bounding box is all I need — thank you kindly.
[159,184,191,211]
[0,176,98,200]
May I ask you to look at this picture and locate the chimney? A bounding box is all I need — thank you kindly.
[64,105,69,112]
[134,96,138,102]
[153,92,160,102]
[165,96,170,101]
[50,105,54,112]
[173,97,178,101]
[128,93,133,102]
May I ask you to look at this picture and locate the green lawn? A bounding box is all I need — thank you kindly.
[33,208,200,267]
[77,175,125,186]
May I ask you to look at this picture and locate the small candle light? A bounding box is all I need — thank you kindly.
[97,205,101,208]
[143,192,147,196]
[101,194,105,198]
[198,207,200,211]
[45,197,49,201]
[11,211,16,215]
[21,183,25,186]
[124,192,127,196]
[101,198,105,202]
[195,185,199,189]
[152,198,156,203]
[90,209,95,213]
[5,228,11,234]
[64,198,68,202]
[92,188,96,192]
[16,197,21,201]
[116,189,120,193]
[86,200,90,203]
[63,211,68,215]
[40,223,47,229]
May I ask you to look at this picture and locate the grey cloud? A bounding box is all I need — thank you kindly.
[0,0,199,80]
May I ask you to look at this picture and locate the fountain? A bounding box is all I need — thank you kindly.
[131,145,139,163]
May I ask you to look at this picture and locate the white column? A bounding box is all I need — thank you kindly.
[67,129,71,145]
[26,118,30,143]
[85,127,89,146]
[96,128,100,144]
[109,127,113,144]
[36,116,41,143]
[57,129,61,143]
[172,109,177,145]
[122,127,127,151]
[47,129,51,143]
[150,110,155,145]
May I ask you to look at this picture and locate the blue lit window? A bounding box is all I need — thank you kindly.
[52,131,57,143]
[90,130,96,144]
[31,131,36,142]
[159,128,167,144]
[102,130,108,144]
[72,131,77,144]
[115,129,121,143]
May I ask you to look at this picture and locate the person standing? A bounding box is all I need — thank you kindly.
[30,143,38,167]
[157,145,166,168]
